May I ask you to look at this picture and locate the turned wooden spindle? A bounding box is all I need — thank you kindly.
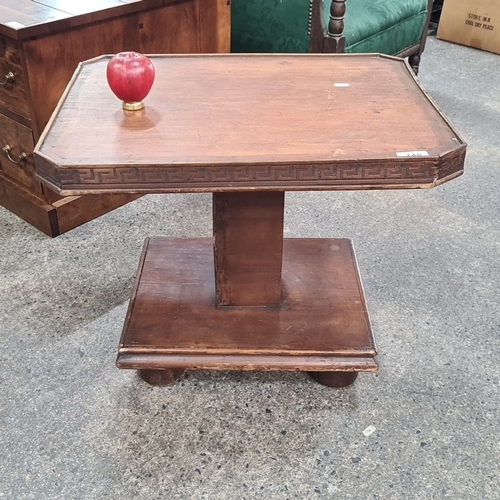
[323,0,346,53]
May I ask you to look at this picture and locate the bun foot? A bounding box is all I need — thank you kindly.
[308,371,358,388]
[138,368,185,386]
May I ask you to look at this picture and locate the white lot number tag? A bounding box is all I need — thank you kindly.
[396,151,429,157]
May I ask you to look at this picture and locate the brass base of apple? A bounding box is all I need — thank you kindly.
[122,101,145,111]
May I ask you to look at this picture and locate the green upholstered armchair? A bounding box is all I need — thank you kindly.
[231,0,433,74]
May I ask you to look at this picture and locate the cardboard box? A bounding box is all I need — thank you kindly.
[437,0,500,55]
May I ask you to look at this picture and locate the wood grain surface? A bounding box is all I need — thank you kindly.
[0,0,189,39]
[35,54,466,194]
[213,192,285,307]
[117,238,378,372]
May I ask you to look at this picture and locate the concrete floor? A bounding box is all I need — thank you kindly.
[1,37,499,499]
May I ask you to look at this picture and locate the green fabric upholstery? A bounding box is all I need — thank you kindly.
[232,0,428,56]
[231,0,310,53]
[323,0,428,54]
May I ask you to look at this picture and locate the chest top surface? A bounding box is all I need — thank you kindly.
[35,54,466,195]
[0,0,162,38]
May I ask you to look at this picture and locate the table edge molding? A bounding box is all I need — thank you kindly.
[34,148,466,194]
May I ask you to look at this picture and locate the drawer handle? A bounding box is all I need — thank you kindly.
[3,145,28,164]
[0,71,15,86]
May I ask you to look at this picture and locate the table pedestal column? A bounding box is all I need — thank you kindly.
[213,192,285,307]
[117,192,377,388]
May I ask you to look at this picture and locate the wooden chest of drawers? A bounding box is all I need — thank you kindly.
[0,0,230,236]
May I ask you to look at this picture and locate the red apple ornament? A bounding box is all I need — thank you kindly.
[106,52,155,111]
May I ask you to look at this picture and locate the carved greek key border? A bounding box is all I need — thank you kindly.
[44,160,437,189]
[35,148,466,192]
[437,146,466,181]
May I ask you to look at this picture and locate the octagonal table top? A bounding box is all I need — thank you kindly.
[34,54,466,195]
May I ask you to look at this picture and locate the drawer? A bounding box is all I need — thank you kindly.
[0,112,42,194]
[0,36,30,119]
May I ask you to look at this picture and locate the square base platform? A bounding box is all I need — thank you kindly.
[117,238,378,373]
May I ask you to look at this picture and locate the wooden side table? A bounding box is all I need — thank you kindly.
[34,54,466,387]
